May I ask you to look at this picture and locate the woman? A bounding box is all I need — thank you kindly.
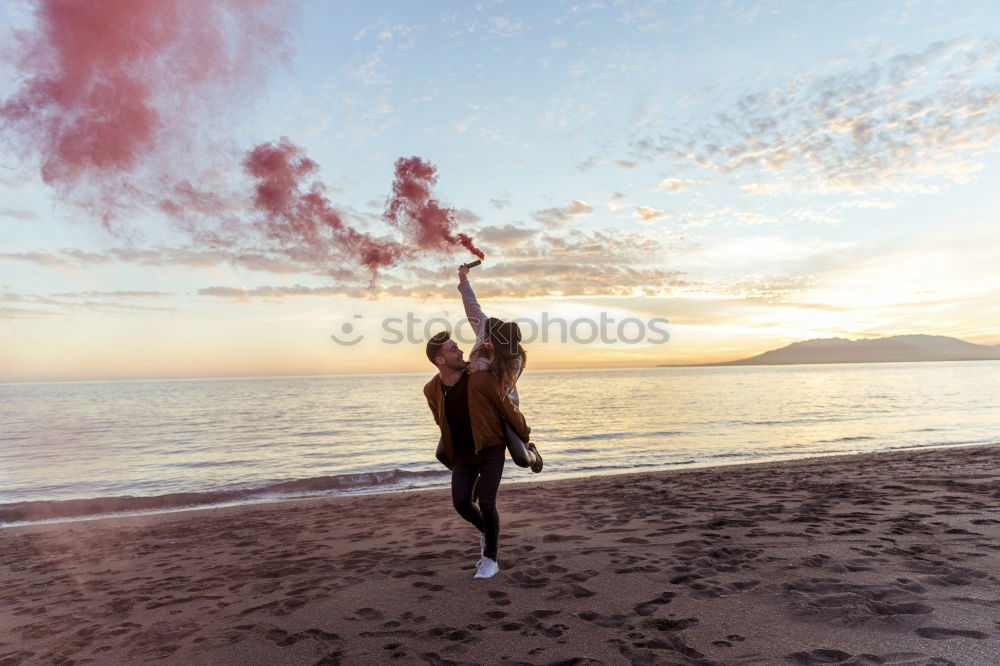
[435,263,542,473]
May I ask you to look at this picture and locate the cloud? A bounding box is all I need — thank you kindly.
[0,306,57,319]
[487,16,523,38]
[7,218,689,302]
[353,21,418,44]
[197,284,369,301]
[475,224,539,249]
[489,193,512,209]
[637,37,1000,195]
[453,209,482,225]
[607,192,627,213]
[665,205,766,229]
[109,247,317,274]
[787,209,840,226]
[0,250,111,268]
[0,288,178,315]
[726,210,782,226]
[553,1,606,26]
[614,160,638,169]
[836,199,898,209]
[0,246,330,276]
[48,290,172,299]
[0,208,39,221]
[471,228,684,297]
[196,226,686,300]
[633,206,671,223]
[723,273,821,301]
[658,178,699,193]
[532,199,595,226]
[739,182,789,195]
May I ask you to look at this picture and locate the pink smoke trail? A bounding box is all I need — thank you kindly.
[244,138,408,273]
[384,156,485,261]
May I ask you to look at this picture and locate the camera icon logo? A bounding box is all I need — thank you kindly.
[330,315,364,346]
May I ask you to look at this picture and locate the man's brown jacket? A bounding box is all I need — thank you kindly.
[424,370,530,467]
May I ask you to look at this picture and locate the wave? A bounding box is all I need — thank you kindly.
[882,438,996,452]
[0,468,449,525]
[563,432,630,441]
[562,430,685,441]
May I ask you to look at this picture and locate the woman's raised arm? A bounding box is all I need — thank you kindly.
[458,264,488,343]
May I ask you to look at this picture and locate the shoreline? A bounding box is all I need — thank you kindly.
[5,441,997,530]
[3,443,999,664]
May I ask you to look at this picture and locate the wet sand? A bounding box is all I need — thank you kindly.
[2,444,999,665]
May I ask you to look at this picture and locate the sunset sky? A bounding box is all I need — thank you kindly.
[2,0,999,382]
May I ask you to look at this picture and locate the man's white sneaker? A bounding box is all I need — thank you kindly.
[474,557,500,579]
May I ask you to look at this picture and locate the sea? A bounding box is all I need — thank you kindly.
[2,361,998,525]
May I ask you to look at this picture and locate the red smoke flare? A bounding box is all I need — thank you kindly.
[244,138,407,273]
[384,156,485,260]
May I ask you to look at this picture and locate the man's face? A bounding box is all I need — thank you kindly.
[438,339,467,371]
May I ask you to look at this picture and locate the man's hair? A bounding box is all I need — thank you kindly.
[426,330,451,366]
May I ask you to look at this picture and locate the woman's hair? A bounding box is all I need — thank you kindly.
[488,320,526,390]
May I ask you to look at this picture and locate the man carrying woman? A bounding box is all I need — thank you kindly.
[422,264,542,579]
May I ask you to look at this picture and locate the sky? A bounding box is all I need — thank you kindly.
[2,0,999,382]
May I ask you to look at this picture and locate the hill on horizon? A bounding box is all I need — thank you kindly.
[661,334,1000,367]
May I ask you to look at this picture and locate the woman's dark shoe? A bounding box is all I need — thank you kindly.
[528,442,543,473]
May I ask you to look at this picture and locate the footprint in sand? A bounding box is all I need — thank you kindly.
[560,569,599,582]
[578,610,629,629]
[487,590,511,606]
[786,648,962,665]
[617,536,650,544]
[785,648,852,664]
[264,629,300,647]
[427,626,478,643]
[644,617,698,632]
[263,627,341,648]
[509,569,549,588]
[545,583,595,601]
[353,607,383,621]
[314,649,345,665]
[633,592,675,616]
[914,627,987,640]
[541,533,587,543]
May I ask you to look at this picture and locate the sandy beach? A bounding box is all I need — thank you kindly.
[2,444,998,665]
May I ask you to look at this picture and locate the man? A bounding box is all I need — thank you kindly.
[424,330,531,579]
